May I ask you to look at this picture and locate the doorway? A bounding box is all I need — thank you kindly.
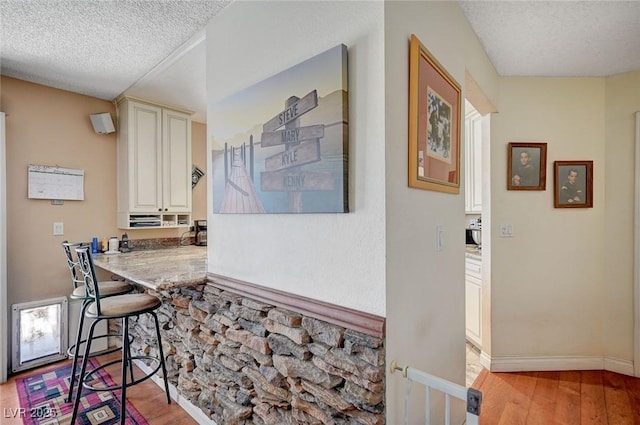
[464,98,496,383]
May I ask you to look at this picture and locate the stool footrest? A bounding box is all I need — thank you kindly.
[67,333,134,358]
[82,356,162,392]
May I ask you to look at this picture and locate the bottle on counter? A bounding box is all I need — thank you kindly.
[101,237,109,252]
[108,236,119,252]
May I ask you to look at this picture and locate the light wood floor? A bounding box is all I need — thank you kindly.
[473,368,640,424]
[0,351,197,425]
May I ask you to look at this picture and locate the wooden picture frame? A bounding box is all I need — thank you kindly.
[554,160,593,208]
[507,142,547,190]
[408,34,461,193]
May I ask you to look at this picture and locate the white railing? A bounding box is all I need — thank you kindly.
[390,360,482,425]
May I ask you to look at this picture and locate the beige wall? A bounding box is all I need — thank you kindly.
[1,77,206,365]
[191,121,207,221]
[490,77,607,362]
[604,71,640,363]
[485,73,639,373]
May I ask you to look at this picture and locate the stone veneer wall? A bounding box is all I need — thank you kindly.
[112,283,385,425]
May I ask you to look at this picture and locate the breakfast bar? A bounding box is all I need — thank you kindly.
[92,244,386,425]
[93,245,207,290]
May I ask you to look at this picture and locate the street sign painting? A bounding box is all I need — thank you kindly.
[210,44,349,213]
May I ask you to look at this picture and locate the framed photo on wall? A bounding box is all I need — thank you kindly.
[507,142,547,190]
[554,160,593,208]
[408,34,461,194]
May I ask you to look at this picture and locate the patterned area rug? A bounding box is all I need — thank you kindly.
[16,358,148,425]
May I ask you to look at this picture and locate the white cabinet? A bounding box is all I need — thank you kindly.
[465,107,482,213]
[465,253,482,348]
[117,97,192,229]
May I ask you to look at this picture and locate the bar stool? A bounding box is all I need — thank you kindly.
[71,246,171,425]
[62,241,133,403]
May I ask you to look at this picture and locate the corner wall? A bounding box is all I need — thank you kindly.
[490,77,608,367]
[383,2,500,423]
[604,71,640,366]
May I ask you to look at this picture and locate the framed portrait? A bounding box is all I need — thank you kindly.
[507,142,547,190]
[554,160,593,208]
[408,34,461,194]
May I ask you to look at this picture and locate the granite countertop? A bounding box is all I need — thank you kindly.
[93,245,207,291]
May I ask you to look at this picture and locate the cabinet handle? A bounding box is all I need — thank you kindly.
[164,208,168,211]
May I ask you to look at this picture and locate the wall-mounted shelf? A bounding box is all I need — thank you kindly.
[119,213,191,229]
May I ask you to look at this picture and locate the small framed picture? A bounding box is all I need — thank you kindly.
[507,142,547,190]
[554,160,593,208]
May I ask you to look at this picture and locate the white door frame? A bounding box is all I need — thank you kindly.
[1,112,7,383]
[634,111,640,378]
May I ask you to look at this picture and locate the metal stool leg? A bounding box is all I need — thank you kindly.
[152,311,171,404]
[67,298,90,403]
[120,316,129,425]
[70,319,99,425]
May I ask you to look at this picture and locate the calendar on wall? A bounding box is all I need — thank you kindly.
[27,164,85,200]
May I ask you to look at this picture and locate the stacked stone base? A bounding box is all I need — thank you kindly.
[110,284,385,425]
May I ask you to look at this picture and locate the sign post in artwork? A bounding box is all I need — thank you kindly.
[260,90,334,212]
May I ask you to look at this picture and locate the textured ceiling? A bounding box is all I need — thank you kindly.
[0,0,229,100]
[1,1,639,123]
[458,1,640,77]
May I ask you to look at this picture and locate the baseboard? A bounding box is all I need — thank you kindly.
[480,353,635,377]
[479,350,491,370]
[134,360,216,425]
[604,357,635,376]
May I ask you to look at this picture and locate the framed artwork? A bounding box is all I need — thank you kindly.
[210,44,348,213]
[408,34,461,194]
[507,142,547,190]
[554,160,593,208]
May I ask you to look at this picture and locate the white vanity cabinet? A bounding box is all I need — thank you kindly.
[465,253,482,348]
[117,97,192,229]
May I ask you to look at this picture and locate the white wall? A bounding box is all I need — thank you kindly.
[490,77,607,363]
[384,2,499,423]
[206,1,386,316]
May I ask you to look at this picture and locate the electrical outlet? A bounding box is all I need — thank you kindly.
[53,222,64,236]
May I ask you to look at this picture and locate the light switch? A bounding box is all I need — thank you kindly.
[499,223,513,237]
[436,225,444,251]
[53,222,64,236]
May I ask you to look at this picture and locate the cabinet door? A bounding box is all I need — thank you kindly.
[465,274,482,347]
[162,109,192,212]
[465,109,482,213]
[130,102,162,212]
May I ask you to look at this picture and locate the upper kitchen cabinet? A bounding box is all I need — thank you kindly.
[464,101,482,213]
[117,97,192,229]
